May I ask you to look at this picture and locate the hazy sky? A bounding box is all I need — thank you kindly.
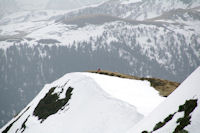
[0,0,106,17]
[14,0,106,10]
[16,0,49,10]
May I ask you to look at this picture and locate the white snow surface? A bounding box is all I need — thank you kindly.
[84,73,165,116]
[0,72,165,133]
[120,0,142,4]
[127,66,200,133]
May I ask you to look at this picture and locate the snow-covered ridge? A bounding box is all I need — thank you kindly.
[127,66,200,133]
[0,72,164,133]
[83,73,165,115]
[1,66,200,133]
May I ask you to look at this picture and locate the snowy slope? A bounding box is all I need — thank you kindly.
[0,12,199,79]
[1,12,199,68]
[0,72,164,133]
[127,66,200,133]
[1,0,200,128]
[120,0,142,5]
[84,73,165,116]
[63,0,200,20]
[0,7,200,128]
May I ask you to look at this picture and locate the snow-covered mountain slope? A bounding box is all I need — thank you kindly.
[0,72,165,133]
[127,66,200,133]
[63,0,200,20]
[1,0,200,129]
[0,7,200,127]
[83,73,165,115]
[149,8,200,25]
[0,12,199,81]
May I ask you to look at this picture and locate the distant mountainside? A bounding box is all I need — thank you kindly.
[63,0,200,20]
[0,0,200,128]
